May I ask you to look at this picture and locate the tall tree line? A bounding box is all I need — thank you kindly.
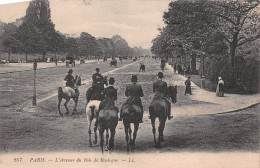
[0,0,149,62]
[151,0,259,92]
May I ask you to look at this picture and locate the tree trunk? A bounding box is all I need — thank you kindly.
[191,54,197,74]
[230,32,238,68]
[25,52,28,63]
[42,52,45,61]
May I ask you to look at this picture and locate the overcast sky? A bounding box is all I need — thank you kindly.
[0,0,172,49]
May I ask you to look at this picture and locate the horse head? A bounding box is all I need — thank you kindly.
[167,85,177,103]
[74,75,81,87]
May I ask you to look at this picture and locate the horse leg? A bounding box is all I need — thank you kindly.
[129,125,133,146]
[124,123,130,152]
[99,128,105,154]
[64,98,70,114]
[132,122,140,147]
[157,118,166,147]
[159,118,166,143]
[109,128,116,150]
[72,97,78,114]
[87,117,93,147]
[105,128,109,151]
[93,120,98,145]
[151,118,157,147]
[58,97,62,116]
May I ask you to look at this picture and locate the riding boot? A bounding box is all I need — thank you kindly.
[167,100,173,120]
[139,106,143,123]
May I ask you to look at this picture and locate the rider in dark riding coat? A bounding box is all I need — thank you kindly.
[149,72,173,120]
[119,75,144,123]
[92,68,105,100]
[65,69,75,87]
[64,69,79,94]
[98,77,118,113]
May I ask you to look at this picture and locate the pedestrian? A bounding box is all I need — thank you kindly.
[184,76,192,95]
[216,77,224,97]
[174,63,177,73]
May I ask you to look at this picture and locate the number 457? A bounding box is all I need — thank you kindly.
[14,158,22,162]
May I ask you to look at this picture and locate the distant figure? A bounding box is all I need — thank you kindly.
[187,65,190,74]
[174,63,177,73]
[177,64,182,74]
[139,63,146,72]
[184,76,192,95]
[216,77,224,97]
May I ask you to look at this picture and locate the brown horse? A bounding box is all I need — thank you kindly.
[98,107,118,153]
[149,85,177,148]
[121,104,142,152]
[58,75,81,116]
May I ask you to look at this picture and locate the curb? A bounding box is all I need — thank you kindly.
[0,61,98,74]
[206,102,260,116]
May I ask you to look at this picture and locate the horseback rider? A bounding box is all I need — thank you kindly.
[64,69,79,95]
[91,68,105,100]
[119,75,144,123]
[148,72,173,120]
[97,77,118,117]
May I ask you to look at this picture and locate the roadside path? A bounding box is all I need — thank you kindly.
[164,64,260,117]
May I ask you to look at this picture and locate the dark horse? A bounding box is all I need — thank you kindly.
[110,59,117,67]
[86,76,108,104]
[121,104,142,152]
[139,63,146,72]
[58,75,81,116]
[98,107,118,153]
[149,85,177,148]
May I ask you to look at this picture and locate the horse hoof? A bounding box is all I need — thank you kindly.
[93,140,97,144]
[105,146,109,151]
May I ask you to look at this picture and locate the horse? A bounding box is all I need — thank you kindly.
[98,107,118,153]
[139,63,146,72]
[85,77,108,147]
[110,59,117,67]
[149,85,177,148]
[121,104,142,152]
[58,75,81,116]
[86,100,103,147]
[86,76,108,104]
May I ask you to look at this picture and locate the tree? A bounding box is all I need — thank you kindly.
[17,0,58,61]
[1,23,21,61]
[78,32,99,57]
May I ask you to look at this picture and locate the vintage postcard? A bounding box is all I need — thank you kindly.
[0,0,259,167]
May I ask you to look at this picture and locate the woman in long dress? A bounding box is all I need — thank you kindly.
[216,77,224,97]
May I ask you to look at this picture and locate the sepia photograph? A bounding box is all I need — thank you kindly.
[0,0,259,167]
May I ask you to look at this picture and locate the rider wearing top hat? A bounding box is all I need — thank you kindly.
[64,69,75,88]
[119,75,144,123]
[98,77,118,112]
[64,69,79,95]
[92,68,105,100]
[149,72,173,120]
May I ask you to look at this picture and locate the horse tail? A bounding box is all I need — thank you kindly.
[58,87,63,100]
